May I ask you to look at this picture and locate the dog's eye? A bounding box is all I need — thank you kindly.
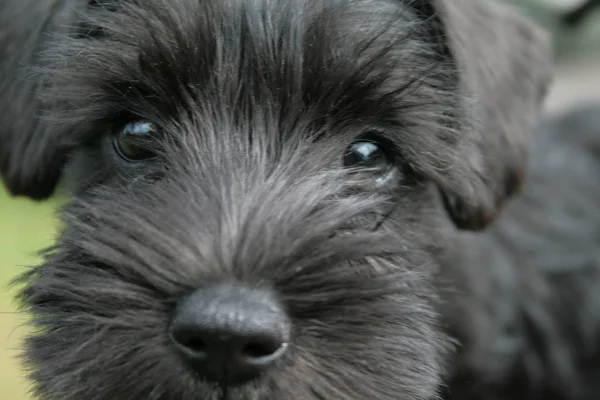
[343,140,393,174]
[113,121,157,162]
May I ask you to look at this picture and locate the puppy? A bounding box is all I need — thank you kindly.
[442,103,600,400]
[3,0,588,399]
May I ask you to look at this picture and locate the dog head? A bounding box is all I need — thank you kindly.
[2,0,551,399]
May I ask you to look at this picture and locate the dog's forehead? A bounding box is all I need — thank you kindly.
[47,0,463,177]
[75,0,427,122]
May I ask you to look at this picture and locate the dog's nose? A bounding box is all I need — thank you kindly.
[169,284,290,385]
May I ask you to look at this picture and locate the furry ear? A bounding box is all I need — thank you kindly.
[419,0,553,231]
[0,0,77,200]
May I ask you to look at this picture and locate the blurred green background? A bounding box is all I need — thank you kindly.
[1,0,600,398]
[0,184,63,398]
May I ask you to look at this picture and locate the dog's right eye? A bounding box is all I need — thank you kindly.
[113,121,157,162]
[343,138,393,176]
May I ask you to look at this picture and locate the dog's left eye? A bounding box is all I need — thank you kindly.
[113,121,157,162]
[343,140,393,174]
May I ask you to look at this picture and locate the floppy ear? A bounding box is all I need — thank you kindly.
[0,0,77,200]
[418,0,553,231]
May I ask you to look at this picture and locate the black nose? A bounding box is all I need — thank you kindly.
[169,284,290,386]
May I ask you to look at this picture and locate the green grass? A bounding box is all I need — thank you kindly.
[0,183,63,399]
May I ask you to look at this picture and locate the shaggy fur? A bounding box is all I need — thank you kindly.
[1,0,596,399]
[441,104,600,400]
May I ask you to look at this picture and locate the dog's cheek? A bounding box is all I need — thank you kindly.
[17,253,212,400]
[279,285,451,398]
[62,147,111,195]
[63,139,158,197]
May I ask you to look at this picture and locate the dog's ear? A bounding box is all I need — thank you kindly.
[417,0,553,231]
[0,1,76,200]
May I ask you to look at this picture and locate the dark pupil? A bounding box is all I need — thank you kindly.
[115,122,156,161]
[116,137,155,160]
[345,141,388,169]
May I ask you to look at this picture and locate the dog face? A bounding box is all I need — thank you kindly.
[1,0,551,399]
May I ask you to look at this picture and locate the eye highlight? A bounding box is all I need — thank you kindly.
[343,137,393,176]
[113,121,157,162]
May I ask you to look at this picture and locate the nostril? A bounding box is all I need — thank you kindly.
[241,338,288,366]
[170,328,208,357]
[242,342,274,358]
[182,336,207,354]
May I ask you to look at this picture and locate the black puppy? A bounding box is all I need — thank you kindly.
[3,0,594,399]
[442,103,600,400]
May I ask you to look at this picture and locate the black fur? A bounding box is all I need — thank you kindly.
[562,0,600,27]
[2,0,597,400]
[441,105,600,400]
